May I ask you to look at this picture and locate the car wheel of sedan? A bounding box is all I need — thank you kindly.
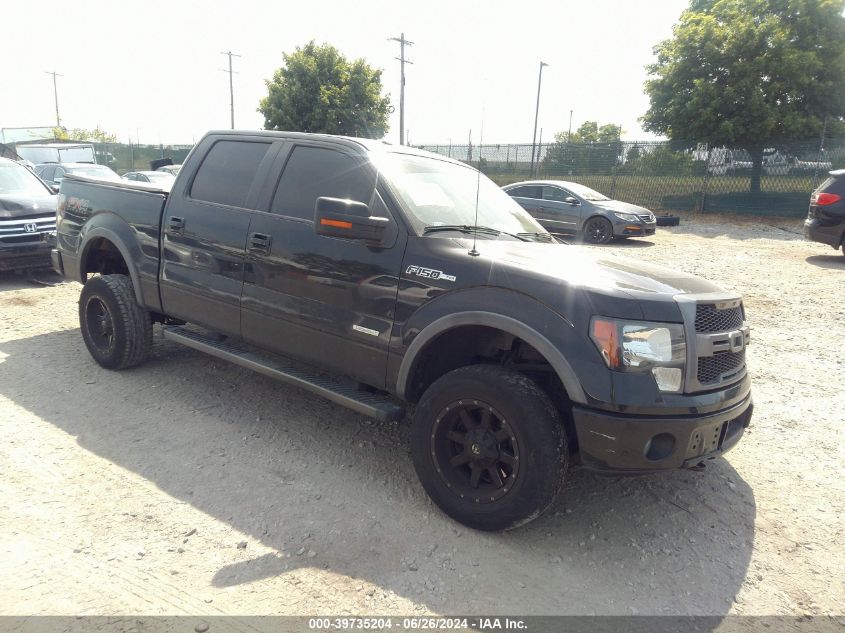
[583,216,614,244]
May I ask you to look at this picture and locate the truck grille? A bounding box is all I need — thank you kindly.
[698,350,746,385]
[695,304,744,333]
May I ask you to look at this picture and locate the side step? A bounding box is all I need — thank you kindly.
[162,326,406,422]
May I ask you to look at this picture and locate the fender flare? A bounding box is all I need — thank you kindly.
[78,227,144,305]
[396,311,587,404]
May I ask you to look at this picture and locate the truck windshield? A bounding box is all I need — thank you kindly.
[0,162,51,196]
[377,152,546,237]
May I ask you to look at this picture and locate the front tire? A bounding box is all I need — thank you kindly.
[411,365,568,531]
[79,274,152,370]
[583,216,614,244]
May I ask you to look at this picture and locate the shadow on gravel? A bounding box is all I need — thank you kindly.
[0,327,756,618]
[805,255,845,270]
[0,269,66,292]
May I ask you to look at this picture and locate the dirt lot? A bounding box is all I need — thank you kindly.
[1,216,843,619]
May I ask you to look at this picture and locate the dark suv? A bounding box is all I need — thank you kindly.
[804,169,845,256]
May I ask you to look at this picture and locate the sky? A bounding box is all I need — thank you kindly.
[1,0,689,146]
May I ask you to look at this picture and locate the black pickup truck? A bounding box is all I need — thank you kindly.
[52,131,753,530]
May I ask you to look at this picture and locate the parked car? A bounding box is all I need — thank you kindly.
[52,130,752,531]
[156,164,182,176]
[0,157,57,272]
[804,169,845,256]
[35,162,122,188]
[503,180,656,244]
[123,171,176,188]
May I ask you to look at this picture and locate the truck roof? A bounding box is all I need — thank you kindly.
[204,130,468,168]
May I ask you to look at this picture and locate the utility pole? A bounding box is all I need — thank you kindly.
[220,51,241,129]
[388,33,413,145]
[530,61,548,177]
[568,109,573,140]
[45,71,63,128]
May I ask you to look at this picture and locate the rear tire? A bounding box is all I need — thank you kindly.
[583,216,614,244]
[411,365,567,531]
[79,274,152,370]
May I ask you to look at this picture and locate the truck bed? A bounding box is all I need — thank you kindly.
[57,175,169,311]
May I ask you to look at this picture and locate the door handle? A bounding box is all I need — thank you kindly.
[168,216,185,234]
[248,232,271,254]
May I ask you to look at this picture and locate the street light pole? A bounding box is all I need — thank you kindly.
[568,109,573,141]
[530,61,548,177]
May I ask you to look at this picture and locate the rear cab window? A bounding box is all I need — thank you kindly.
[190,140,273,208]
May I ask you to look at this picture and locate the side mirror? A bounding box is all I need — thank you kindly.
[50,184,60,194]
[314,197,389,244]
[564,196,579,205]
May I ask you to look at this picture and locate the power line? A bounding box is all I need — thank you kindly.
[388,33,413,145]
[45,71,63,128]
[220,51,241,130]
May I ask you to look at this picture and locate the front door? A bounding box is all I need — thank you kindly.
[160,136,279,336]
[240,142,405,389]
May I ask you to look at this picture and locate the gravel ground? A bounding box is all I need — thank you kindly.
[0,216,843,619]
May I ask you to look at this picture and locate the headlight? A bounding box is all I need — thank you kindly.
[590,318,686,392]
[613,212,640,222]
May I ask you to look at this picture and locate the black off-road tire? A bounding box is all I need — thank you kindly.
[583,216,614,244]
[411,364,568,531]
[79,274,153,370]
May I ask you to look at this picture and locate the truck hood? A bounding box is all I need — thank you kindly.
[0,193,57,218]
[476,239,723,298]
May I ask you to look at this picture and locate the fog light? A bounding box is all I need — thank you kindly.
[652,367,682,392]
[645,433,676,461]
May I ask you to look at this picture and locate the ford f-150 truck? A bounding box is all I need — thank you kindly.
[52,130,753,530]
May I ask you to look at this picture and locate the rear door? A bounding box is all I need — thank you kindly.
[240,141,405,388]
[506,185,543,216]
[159,136,280,336]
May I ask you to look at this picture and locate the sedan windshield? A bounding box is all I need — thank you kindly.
[0,162,51,196]
[70,165,121,181]
[376,152,546,237]
[564,182,610,202]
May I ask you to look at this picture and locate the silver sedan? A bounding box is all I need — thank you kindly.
[502,180,657,244]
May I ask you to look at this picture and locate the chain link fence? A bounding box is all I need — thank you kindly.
[92,142,194,174]
[416,137,844,216]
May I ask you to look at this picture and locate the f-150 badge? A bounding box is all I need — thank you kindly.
[405,265,456,282]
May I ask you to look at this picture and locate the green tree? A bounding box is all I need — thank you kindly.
[544,121,622,174]
[643,0,845,191]
[52,126,117,143]
[259,41,391,138]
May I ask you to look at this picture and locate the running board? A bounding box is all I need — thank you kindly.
[162,326,406,422]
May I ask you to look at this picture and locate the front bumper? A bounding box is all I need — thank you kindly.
[615,220,657,237]
[804,216,843,249]
[0,239,53,272]
[572,394,753,472]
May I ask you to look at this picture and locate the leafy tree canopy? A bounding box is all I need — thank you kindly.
[259,41,391,138]
[52,126,117,143]
[555,121,622,144]
[643,0,845,147]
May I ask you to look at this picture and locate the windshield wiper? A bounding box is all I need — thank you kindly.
[423,225,530,241]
